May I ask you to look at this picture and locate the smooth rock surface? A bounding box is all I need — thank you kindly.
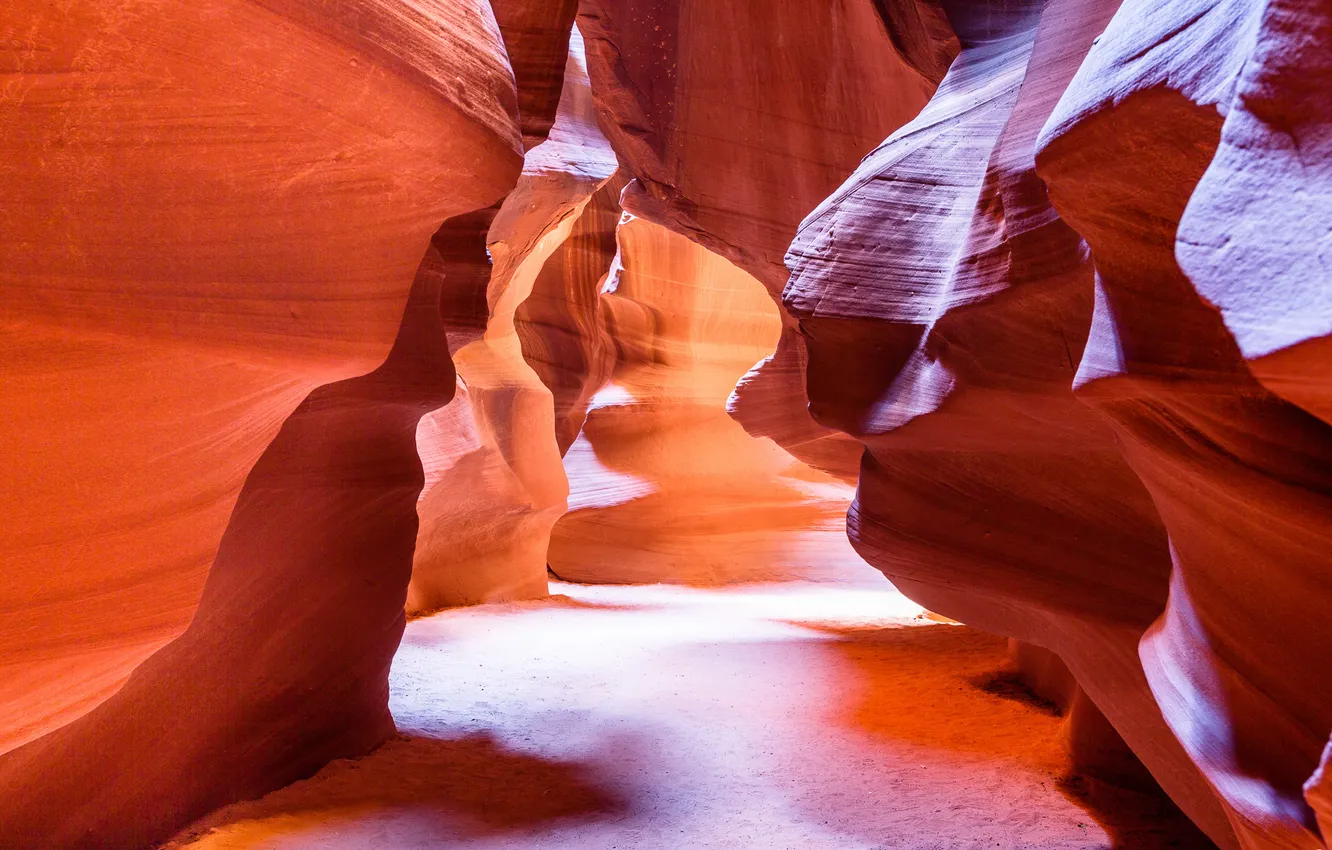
[578,0,951,479]
[0,256,461,850]
[549,216,875,586]
[0,0,522,845]
[1037,1,1332,846]
[0,0,521,756]
[784,1,1275,846]
[409,26,617,612]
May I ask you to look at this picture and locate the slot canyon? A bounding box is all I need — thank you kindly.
[1,0,1329,848]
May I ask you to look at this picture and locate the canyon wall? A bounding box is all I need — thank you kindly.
[548,214,872,585]
[1036,1,1332,845]
[578,0,952,479]
[783,3,1234,841]
[408,25,617,611]
[583,1,1332,848]
[1,1,1328,848]
[0,0,520,755]
[0,1,537,846]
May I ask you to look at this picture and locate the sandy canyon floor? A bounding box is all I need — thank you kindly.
[168,580,1213,850]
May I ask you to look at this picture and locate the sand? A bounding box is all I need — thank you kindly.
[167,581,1213,850]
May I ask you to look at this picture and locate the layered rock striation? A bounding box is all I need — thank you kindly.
[0,0,521,762]
[2,2,1329,848]
[409,26,618,611]
[783,2,1234,840]
[1037,1,1332,845]
[578,0,952,479]
[0,0,531,845]
[780,1,1332,847]
[548,214,871,586]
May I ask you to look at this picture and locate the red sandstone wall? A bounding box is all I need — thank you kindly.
[2,2,1330,848]
[580,1,1332,847]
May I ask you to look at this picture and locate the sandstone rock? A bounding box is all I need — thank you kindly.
[548,215,873,585]
[785,1,1236,844]
[0,0,520,756]
[1011,641,1159,793]
[1038,1,1332,845]
[515,171,626,454]
[577,0,950,478]
[4,2,1329,847]
[1174,0,1332,425]
[491,0,579,148]
[0,254,461,850]
[0,0,521,844]
[409,28,618,610]
[1308,738,1332,842]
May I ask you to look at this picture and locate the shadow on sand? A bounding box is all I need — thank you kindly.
[166,732,628,847]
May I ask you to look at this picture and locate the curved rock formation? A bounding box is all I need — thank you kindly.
[1174,0,1332,428]
[783,0,1332,847]
[0,246,462,850]
[3,2,1329,847]
[491,0,578,149]
[1037,1,1332,846]
[515,171,626,454]
[1310,739,1332,841]
[548,214,873,586]
[578,0,951,479]
[0,0,521,757]
[409,27,618,610]
[0,0,522,845]
[784,1,1237,844]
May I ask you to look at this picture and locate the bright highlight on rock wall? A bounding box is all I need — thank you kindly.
[1,1,1329,849]
[549,214,872,586]
[408,25,617,612]
[582,1,1332,848]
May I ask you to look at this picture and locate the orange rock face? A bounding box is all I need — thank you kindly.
[0,0,521,845]
[0,0,521,758]
[3,1,1330,848]
[409,27,618,611]
[548,215,871,585]
[0,269,461,849]
[578,0,951,479]
[514,171,625,454]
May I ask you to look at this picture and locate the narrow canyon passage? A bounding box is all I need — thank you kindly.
[168,580,1208,850]
[5,1,1330,848]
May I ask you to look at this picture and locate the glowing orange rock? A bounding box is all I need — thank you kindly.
[578,0,951,479]
[514,171,625,455]
[409,29,619,610]
[548,215,873,586]
[0,0,520,845]
[491,0,579,149]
